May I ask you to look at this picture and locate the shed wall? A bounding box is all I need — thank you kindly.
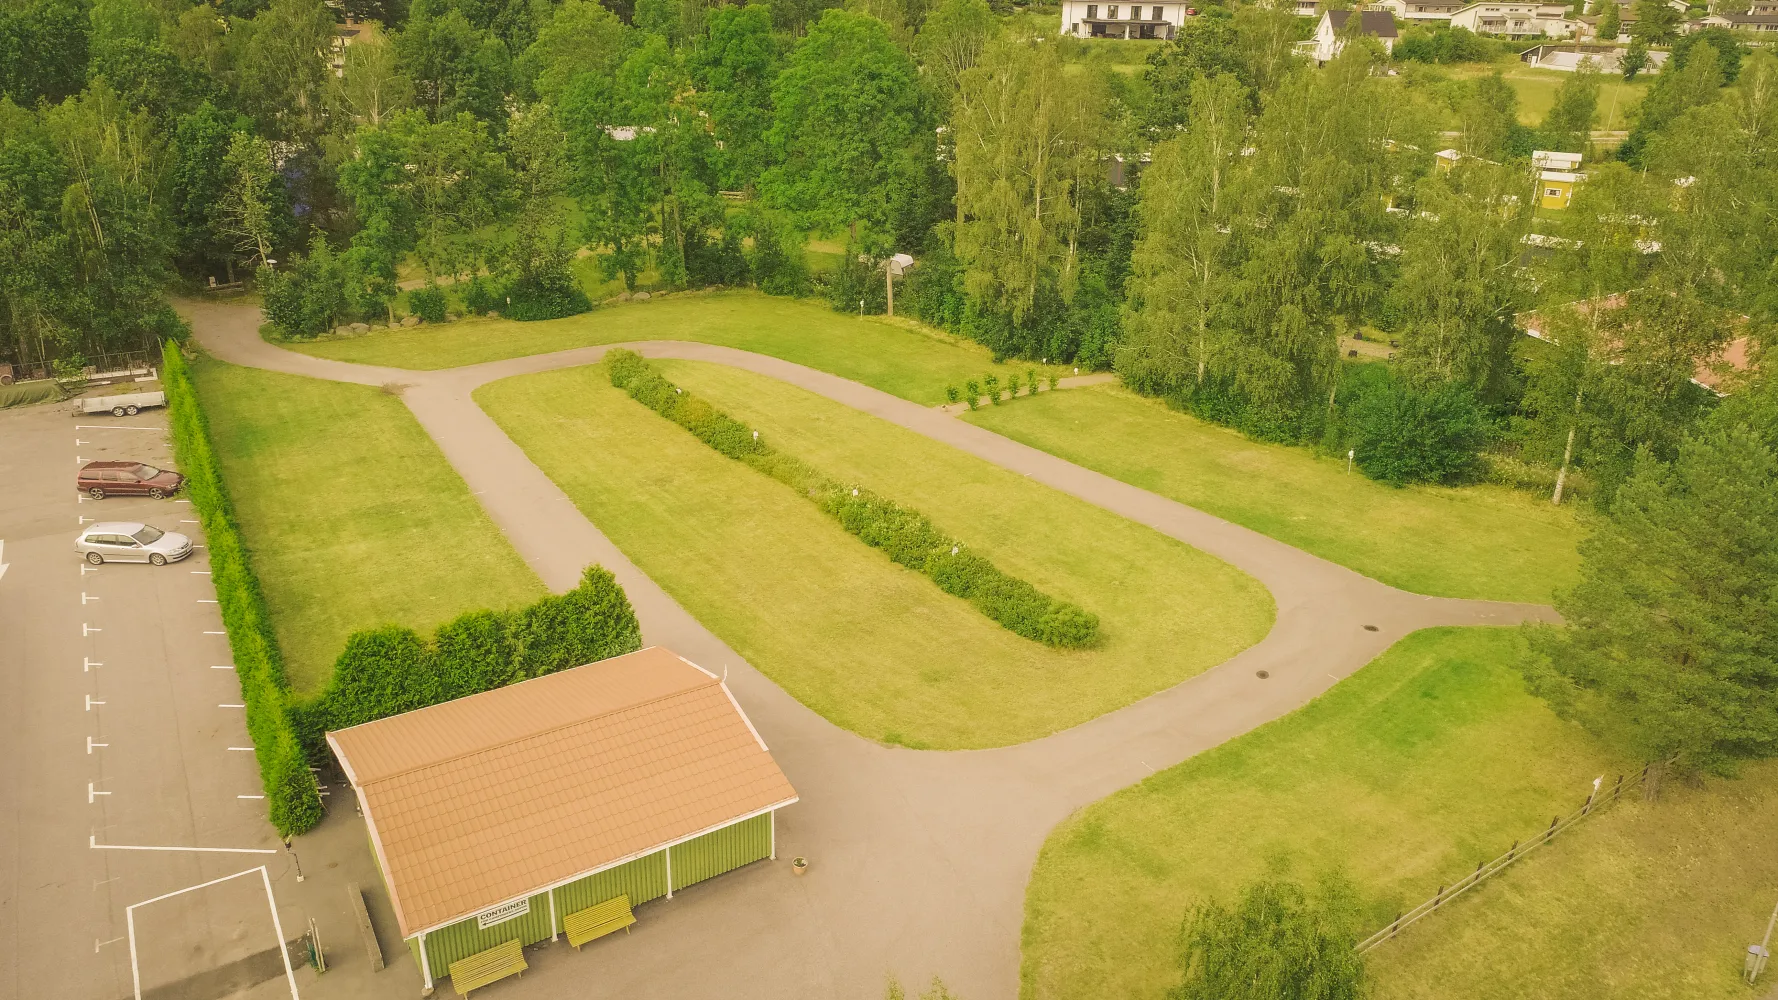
[669,813,773,889]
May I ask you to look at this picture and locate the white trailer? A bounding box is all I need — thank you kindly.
[72,391,167,417]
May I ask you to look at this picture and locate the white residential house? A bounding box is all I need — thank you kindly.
[1365,0,1466,24]
[1448,0,1576,37]
[1059,1,1194,38]
[1702,12,1778,32]
[1305,9,1399,63]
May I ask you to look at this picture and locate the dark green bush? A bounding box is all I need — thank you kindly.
[462,276,499,316]
[1350,370,1488,486]
[162,344,323,836]
[608,351,1100,648]
[408,285,448,324]
[300,566,642,751]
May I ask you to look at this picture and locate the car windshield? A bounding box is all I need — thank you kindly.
[136,465,162,479]
[131,525,164,544]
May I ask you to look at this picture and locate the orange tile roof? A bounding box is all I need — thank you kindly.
[327,647,798,937]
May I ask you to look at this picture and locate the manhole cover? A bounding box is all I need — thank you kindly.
[1255,670,1270,679]
[1363,625,1379,632]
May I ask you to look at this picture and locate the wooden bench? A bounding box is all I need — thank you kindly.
[563,895,637,950]
[448,938,526,996]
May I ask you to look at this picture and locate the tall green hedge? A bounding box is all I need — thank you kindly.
[161,343,324,836]
[294,567,642,752]
[606,349,1100,649]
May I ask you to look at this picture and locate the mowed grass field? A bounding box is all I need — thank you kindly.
[193,359,544,694]
[1022,628,1619,1000]
[477,361,1274,748]
[966,384,1585,603]
[1443,62,1650,131]
[291,290,1060,404]
[1022,626,1778,1000]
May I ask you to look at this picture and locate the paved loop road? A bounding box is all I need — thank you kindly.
[182,299,1558,1000]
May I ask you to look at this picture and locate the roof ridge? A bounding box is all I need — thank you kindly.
[359,671,721,786]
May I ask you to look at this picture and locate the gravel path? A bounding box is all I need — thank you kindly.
[181,300,1558,1000]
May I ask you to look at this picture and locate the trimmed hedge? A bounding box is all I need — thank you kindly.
[295,567,642,750]
[162,344,324,836]
[607,350,1100,648]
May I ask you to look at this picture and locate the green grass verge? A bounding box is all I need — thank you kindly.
[288,289,1066,404]
[1020,627,1627,1000]
[477,361,1274,749]
[1365,757,1778,1000]
[162,345,322,835]
[191,358,545,695]
[1442,62,1650,131]
[964,384,1584,603]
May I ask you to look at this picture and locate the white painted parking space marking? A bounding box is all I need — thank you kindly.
[82,564,98,575]
[211,665,233,670]
[176,499,191,503]
[95,936,124,953]
[227,747,253,752]
[218,704,245,709]
[0,539,9,583]
[76,438,89,446]
[75,424,161,431]
[124,866,299,1000]
[87,737,108,754]
[85,696,105,711]
[90,837,275,854]
[88,782,110,803]
[82,593,99,604]
[203,630,225,635]
[190,570,210,575]
[80,515,93,524]
[85,657,102,671]
[180,520,198,524]
[197,599,217,604]
[236,795,265,800]
[83,623,101,635]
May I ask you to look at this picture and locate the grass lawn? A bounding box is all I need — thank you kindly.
[1444,62,1650,131]
[476,360,1274,748]
[1367,758,1778,1000]
[193,359,545,694]
[290,290,1062,405]
[964,384,1585,603]
[1020,627,1628,1000]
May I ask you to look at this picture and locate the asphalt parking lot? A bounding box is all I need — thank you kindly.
[0,399,308,1000]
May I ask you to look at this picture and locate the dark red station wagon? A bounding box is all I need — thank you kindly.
[77,461,185,499]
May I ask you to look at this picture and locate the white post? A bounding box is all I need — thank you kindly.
[418,932,433,992]
[664,846,673,900]
[549,888,558,942]
[770,810,777,861]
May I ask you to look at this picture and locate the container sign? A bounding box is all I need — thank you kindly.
[475,898,530,930]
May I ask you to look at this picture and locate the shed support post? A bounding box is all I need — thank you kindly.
[418,932,433,993]
[770,810,777,861]
[549,888,558,942]
[664,845,673,899]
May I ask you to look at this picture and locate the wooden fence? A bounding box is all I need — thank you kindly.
[1355,760,1670,955]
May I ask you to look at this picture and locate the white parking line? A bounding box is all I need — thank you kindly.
[87,782,110,803]
[176,499,191,503]
[218,703,244,709]
[84,658,102,672]
[236,795,265,800]
[81,593,99,604]
[203,630,225,635]
[75,424,160,431]
[92,837,277,854]
[227,747,254,752]
[211,665,233,670]
[180,520,198,524]
[124,866,299,1000]
[190,570,210,575]
[81,565,97,575]
[85,696,105,711]
[82,623,101,635]
[197,599,217,604]
[95,936,124,953]
[87,737,108,754]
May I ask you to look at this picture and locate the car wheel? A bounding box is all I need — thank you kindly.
[88,487,104,499]
[148,487,165,499]
[111,406,126,417]
[149,552,167,566]
[86,551,103,565]
[125,405,139,415]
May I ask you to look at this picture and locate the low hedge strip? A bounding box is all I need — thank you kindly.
[162,344,324,836]
[291,566,643,753]
[606,349,1100,648]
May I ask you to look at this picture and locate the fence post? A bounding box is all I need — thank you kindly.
[1390,913,1402,939]
[1507,839,1518,861]
[1544,815,1559,844]
[1473,860,1484,884]
[1434,885,1445,912]
[1613,774,1624,801]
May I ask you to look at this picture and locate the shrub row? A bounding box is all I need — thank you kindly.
[161,343,324,836]
[606,350,1100,648]
[289,566,642,755]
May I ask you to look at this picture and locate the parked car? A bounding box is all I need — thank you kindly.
[77,461,184,499]
[72,390,166,417]
[75,522,193,565]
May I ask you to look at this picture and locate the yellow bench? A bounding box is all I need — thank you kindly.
[563,895,636,950]
[448,938,526,996]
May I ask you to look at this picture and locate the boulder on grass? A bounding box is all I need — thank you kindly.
[633,290,651,301]
[349,322,369,334]
[400,315,420,328]
[613,292,631,303]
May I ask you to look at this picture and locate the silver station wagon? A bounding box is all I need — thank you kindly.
[75,522,194,566]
